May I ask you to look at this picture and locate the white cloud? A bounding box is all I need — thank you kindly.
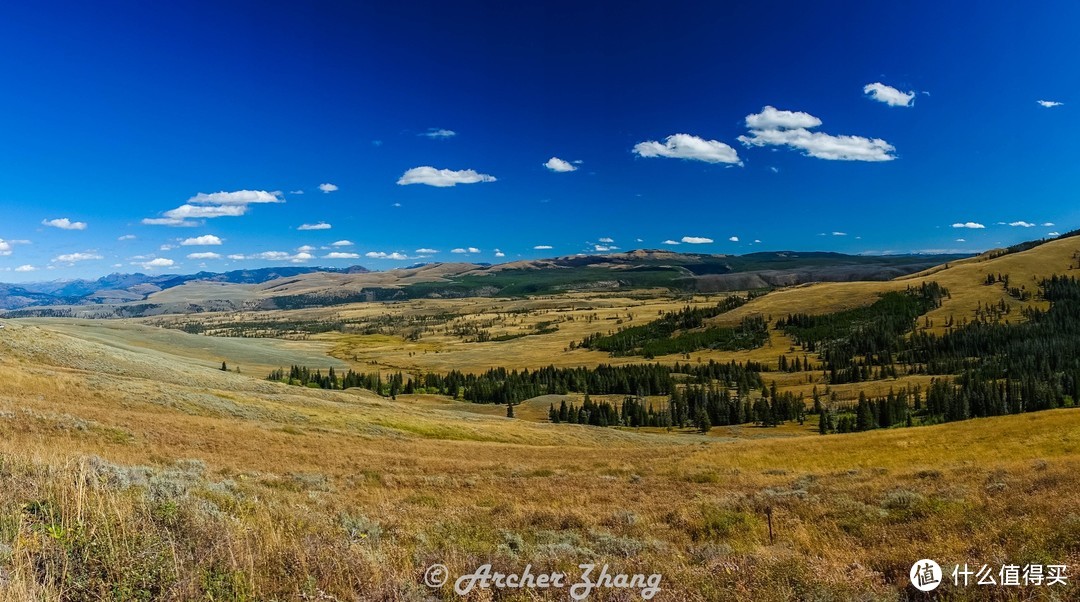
[290,189,305,195]
[594,244,618,252]
[451,247,481,254]
[956,238,966,242]
[232,251,314,263]
[52,252,102,263]
[227,254,245,260]
[544,157,578,172]
[136,258,175,270]
[951,222,986,229]
[186,252,221,260]
[325,252,360,259]
[160,244,177,251]
[832,231,847,236]
[0,240,10,256]
[297,245,316,253]
[738,106,896,162]
[753,239,762,244]
[863,82,915,107]
[494,249,505,257]
[181,234,223,246]
[331,240,354,247]
[189,190,282,205]
[1037,100,1064,108]
[14,264,36,272]
[165,204,247,219]
[662,240,680,245]
[318,183,339,193]
[148,190,283,224]
[397,166,496,187]
[598,237,614,243]
[745,106,822,130]
[632,134,742,165]
[415,248,439,254]
[298,222,332,230]
[42,218,87,230]
[1008,221,1035,227]
[728,236,739,242]
[365,251,409,260]
[534,245,553,250]
[422,128,456,139]
[141,217,199,227]
[681,236,713,244]
[1049,231,1061,237]
[1042,222,1055,227]
[117,234,136,241]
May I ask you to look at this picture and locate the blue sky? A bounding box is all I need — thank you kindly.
[0,1,1077,282]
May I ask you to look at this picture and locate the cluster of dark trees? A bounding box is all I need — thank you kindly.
[268,359,765,406]
[819,387,917,434]
[776,282,949,384]
[549,394,671,427]
[575,294,766,357]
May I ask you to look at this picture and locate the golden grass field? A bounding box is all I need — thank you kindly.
[0,237,1078,600]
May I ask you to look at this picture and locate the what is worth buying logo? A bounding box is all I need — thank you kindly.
[910,559,943,592]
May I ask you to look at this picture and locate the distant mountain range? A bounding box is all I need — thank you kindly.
[0,250,972,316]
[0,266,370,310]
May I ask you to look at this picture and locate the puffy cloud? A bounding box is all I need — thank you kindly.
[297,245,316,253]
[1037,100,1064,108]
[53,252,102,263]
[290,189,305,195]
[494,249,505,257]
[189,190,282,205]
[136,258,175,270]
[544,157,577,172]
[534,245,553,250]
[746,106,822,130]
[15,264,36,272]
[728,236,739,242]
[0,240,11,256]
[226,254,245,260]
[42,217,87,230]
[863,82,915,107]
[594,244,618,252]
[117,234,136,241]
[1008,221,1035,227]
[365,251,409,260]
[422,128,456,138]
[1042,222,1056,227]
[632,134,742,165]
[165,204,246,219]
[160,244,177,251]
[186,252,221,260]
[414,248,439,254]
[141,217,199,227]
[738,106,896,162]
[681,236,713,244]
[318,183,339,193]
[148,190,283,224]
[956,238,967,242]
[451,247,481,254]
[330,240,354,247]
[397,166,496,187]
[181,235,223,246]
[232,251,314,263]
[951,222,985,229]
[832,231,847,236]
[298,222,332,230]
[1049,231,1061,237]
[324,252,360,259]
[662,240,680,245]
[598,237,614,243]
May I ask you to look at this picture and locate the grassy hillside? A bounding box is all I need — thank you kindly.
[0,314,1077,600]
